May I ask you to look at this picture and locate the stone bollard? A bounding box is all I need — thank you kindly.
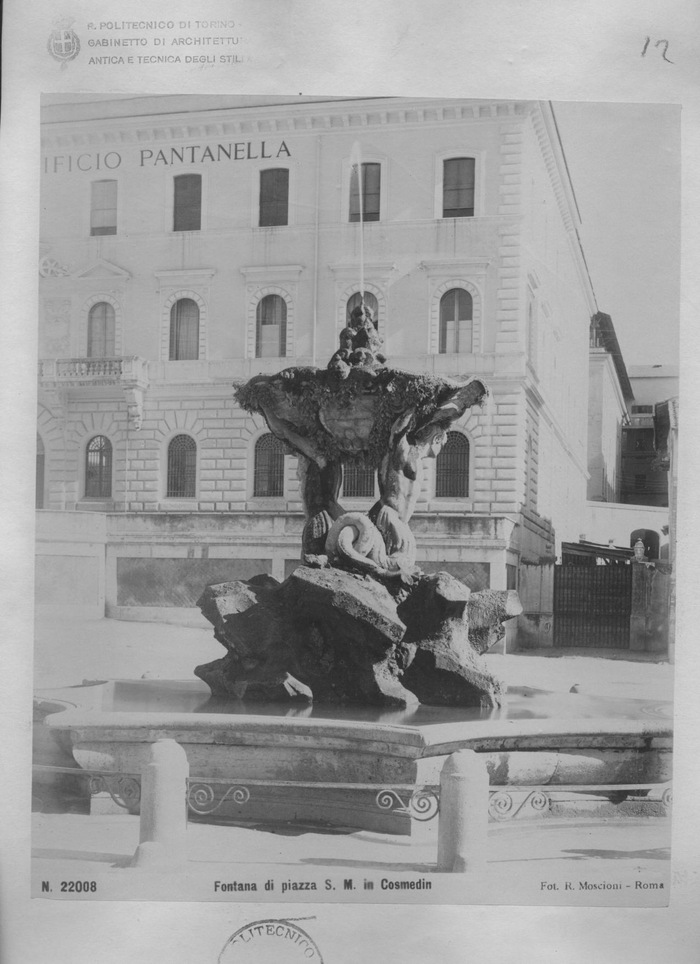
[437,749,489,873]
[131,738,189,870]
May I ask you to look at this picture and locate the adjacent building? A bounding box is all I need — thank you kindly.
[36,95,598,632]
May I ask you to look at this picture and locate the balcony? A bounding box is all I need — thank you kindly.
[38,356,149,427]
[39,356,148,385]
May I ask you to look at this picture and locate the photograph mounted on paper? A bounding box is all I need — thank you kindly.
[32,94,677,905]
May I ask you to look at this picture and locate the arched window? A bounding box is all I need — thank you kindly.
[169,298,200,360]
[256,295,287,358]
[173,174,202,231]
[253,434,285,497]
[36,435,45,509]
[443,157,475,218]
[87,302,116,357]
[259,169,289,226]
[167,435,197,498]
[439,288,473,354]
[346,291,379,329]
[435,432,470,498]
[85,435,112,499]
[342,461,375,498]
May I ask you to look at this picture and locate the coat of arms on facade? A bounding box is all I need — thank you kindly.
[47,18,81,69]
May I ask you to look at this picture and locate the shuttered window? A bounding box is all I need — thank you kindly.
[167,435,197,498]
[435,432,470,498]
[85,436,112,498]
[349,162,380,222]
[87,302,116,357]
[439,288,473,353]
[90,180,117,235]
[169,298,200,360]
[255,295,287,358]
[173,174,202,231]
[253,434,285,497]
[443,158,475,218]
[259,169,289,226]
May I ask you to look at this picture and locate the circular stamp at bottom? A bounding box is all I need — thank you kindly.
[219,919,324,963]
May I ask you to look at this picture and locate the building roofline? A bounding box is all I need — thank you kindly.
[591,312,634,402]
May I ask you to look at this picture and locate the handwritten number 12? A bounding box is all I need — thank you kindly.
[641,38,674,63]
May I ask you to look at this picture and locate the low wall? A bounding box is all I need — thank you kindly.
[36,511,514,624]
[585,502,669,552]
[35,510,107,615]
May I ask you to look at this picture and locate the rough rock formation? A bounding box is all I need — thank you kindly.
[196,568,521,709]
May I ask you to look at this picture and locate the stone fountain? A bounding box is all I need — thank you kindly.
[195,303,520,710]
[35,304,672,840]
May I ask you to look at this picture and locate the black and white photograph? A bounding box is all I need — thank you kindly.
[31,92,678,906]
[3,1,700,961]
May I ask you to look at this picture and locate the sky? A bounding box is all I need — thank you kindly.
[553,101,681,368]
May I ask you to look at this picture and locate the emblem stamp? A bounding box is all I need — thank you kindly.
[219,919,324,963]
[47,18,81,68]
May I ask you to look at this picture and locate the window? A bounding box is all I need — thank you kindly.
[85,436,112,499]
[435,432,470,498]
[349,162,380,222]
[253,434,285,497]
[36,435,45,509]
[259,169,289,226]
[87,302,116,357]
[443,158,475,218]
[173,174,202,231]
[169,298,200,360]
[90,180,117,236]
[439,288,473,353]
[346,291,379,328]
[342,462,375,498]
[256,295,287,358]
[167,435,197,498]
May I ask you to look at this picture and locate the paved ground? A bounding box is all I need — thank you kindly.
[32,608,674,904]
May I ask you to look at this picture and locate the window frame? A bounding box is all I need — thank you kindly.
[434,430,472,501]
[340,154,388,224]
[87,301,117,358]
[252,432,287,499]
[341,460,377,500]
[89,179,118,236]
[433,150,483,219]
[169,297,201,361]
[348,161,381,223]
[255,293,288,359]
[165,434,198,500]
[258,167,290,227]
[84,435,113,500]
[172,172,204,232]
[438,287,474,354]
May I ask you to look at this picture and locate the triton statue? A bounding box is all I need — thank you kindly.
[196,302,521,708]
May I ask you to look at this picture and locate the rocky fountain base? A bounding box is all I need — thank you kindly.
[195,569,521,709]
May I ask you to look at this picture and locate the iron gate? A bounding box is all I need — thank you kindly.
[553,565,632,649]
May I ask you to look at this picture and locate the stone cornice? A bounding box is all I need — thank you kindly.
[41,99,531,152]
[154,267,216,283]
[419,259,491,277]
[240,264,304,282]
[530,102,597,316]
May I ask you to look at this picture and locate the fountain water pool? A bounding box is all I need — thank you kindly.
[35,679,672,834]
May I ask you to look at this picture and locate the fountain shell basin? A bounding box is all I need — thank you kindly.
[36,679,672,834]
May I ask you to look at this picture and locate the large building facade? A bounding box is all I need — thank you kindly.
[36,96,595,626]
